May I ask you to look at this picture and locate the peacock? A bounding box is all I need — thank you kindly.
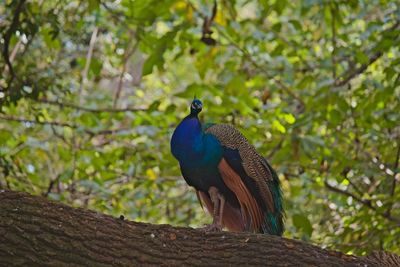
[170,99,284,235]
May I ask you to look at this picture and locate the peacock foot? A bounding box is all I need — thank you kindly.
[201,223,223,232]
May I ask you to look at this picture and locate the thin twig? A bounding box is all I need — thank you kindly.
[324,180,400,223]
[1,115,78,128]
[101,2,133,26]
[391,142,400,197]
[38,99,147,113]
[394,73,400,86]
[219,30,306,111]
[50,124,72,146]
[0,115,131,136]
[385,141,400,216]
[267,139,284,159]
[345,178,364,197]
[79,27,99,103]
[335,20,400,87]
[330,3,337,80]
[2,0,26,78]
[274,79,306,111]
[335,51,383,87]
[113,36,139,108]
[43,173,62,197]
[341,167,365,197]
[8,39,22,65]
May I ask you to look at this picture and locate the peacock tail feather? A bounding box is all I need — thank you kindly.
[205,124,284,235]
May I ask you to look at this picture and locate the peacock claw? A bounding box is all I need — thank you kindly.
[201,223,223,232]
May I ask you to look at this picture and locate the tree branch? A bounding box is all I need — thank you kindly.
[390,142,400,197]
[330,3,338,80]
[0,114,131,136]
[335,51,383,87]
[1,190,397,266]
[42,172,62,197]
[335,20,400,87]
[1,0,26,79]
[219,30,306,112]
[274,78,306,113]
[267,139,284,159]
[38,98,147,113]
[78,27,99,102]
[324,180,400,224]
[113,35,139,108]
[386,141,400,217]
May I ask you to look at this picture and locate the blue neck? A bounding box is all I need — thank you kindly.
[171,114,204,163]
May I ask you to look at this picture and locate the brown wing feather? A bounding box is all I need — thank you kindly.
[205,124,275,212]
[197,190,245,232]
[218,158,264,232]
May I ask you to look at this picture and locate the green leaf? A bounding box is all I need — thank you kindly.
[142,29,178,76]
[292,214,313,238]
[88,0,100,12]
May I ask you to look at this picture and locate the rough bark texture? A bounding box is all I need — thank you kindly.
[0,190,398,267]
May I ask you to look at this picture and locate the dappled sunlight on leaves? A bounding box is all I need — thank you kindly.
[0,0,399,255]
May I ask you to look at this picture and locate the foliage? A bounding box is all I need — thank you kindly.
[1,0,399,255]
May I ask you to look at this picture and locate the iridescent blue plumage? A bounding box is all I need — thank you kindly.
[170,107,234,199]
[171,99,284,235]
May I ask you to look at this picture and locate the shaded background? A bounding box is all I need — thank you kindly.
[0,0,399,255]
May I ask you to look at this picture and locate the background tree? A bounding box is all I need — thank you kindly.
[0,0,399,255]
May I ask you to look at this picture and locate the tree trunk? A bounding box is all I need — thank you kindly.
[0,190,398,266]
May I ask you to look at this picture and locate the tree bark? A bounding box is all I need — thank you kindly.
[0,190,398,266]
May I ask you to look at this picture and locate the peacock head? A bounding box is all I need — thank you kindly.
[190,99,203,115]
